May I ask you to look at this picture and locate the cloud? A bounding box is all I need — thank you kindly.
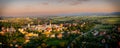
[42,2,49,5]
[70,0,90,5]
[70,2,81,5]
[107,0,120,11]
[58,0,65,3]
[56,0,90,5]
[0,0,11,16]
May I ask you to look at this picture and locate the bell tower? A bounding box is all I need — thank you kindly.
[49,19,52,26]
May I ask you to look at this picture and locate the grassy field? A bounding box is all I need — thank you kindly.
[101,17,120,24]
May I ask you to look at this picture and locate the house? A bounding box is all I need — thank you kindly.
[118,26,120,32]
[57,33,63,39]
[46,27,52,32]
[0,31,5,36]
[50,34,55,38]
[99,31,106,36]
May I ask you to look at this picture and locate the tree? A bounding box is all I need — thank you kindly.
[0,16,3,20]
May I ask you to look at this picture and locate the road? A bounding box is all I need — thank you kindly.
[67,25,99,48]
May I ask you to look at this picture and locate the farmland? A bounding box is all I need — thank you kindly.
[0,16,120,48]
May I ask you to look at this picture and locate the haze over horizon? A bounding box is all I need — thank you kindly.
[0,0,120,16]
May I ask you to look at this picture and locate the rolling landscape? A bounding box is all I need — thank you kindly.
[0,16,120,48]
[0,0,120,48]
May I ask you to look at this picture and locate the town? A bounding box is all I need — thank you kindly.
[0,16,120,48]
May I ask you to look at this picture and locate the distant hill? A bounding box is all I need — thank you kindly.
[1,12,120,18]
[57,12,120,16]
[110,12,120,15]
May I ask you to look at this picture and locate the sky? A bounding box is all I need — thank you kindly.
[0,0,120,16]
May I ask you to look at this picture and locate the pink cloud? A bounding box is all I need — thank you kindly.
[70,2,81,5]
[42,2,49,5]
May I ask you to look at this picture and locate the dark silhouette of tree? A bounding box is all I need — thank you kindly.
[0,16,3,20]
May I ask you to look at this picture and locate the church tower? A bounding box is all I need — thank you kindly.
[49,20,52,26]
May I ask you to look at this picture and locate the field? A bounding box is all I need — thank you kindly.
[0,16,120,48]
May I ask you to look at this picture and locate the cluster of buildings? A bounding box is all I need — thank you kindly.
[0,20,83,37]
[0,20,83,44]
[18,21,82,40]
[19,22,64,38]
[0,26,16,35]
[92,30,107,36]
